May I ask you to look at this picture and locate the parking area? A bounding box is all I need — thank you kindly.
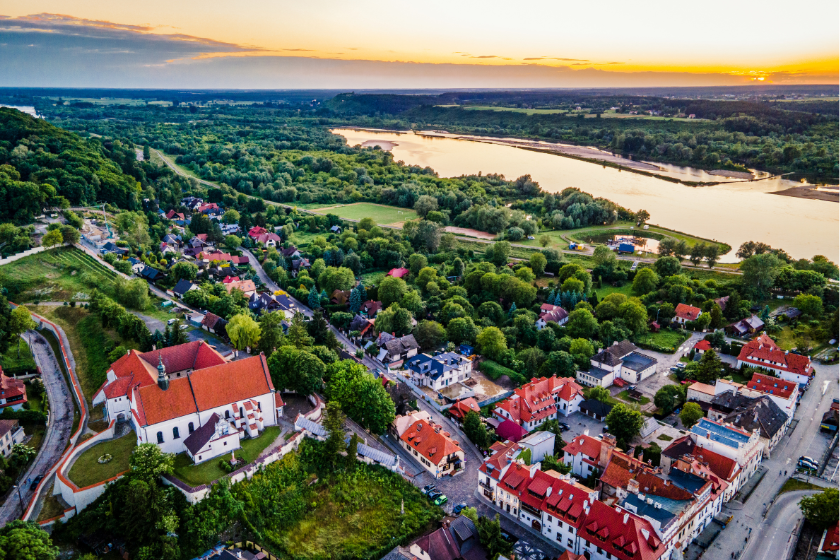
[798,430,835,475]
[561,411,607,441]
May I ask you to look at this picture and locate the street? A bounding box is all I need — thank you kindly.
[742,490,818,560]
[0,331,73,525]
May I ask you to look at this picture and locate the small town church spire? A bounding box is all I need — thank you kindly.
[157,353,169,390]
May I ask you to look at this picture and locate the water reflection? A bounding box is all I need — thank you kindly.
[333,129,838,263]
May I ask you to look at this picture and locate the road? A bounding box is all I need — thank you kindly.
[742,490,818,560]
[708,359,840,558]
[0,331,73,526]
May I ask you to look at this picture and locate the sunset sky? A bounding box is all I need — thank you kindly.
[0,0,837,88]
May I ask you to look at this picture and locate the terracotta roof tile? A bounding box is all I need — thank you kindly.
[747,373,798,399]
[189,354,273,412]
[400,419,461,466]
[675,303,702,322]
[137,377,198,425]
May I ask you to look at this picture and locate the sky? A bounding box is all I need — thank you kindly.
[0,1,837,89]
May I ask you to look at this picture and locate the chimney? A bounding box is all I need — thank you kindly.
[583,428,590,436]
[628,478,640,494]
[623,513,630,524]
[546,486,553,497]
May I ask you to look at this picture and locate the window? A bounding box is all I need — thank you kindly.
[157,432,164,444]
[173,427,180,439]
[225,410,230,419]
[188,422,195,434]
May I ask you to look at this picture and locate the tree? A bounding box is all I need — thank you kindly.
[8,306,36,358]
[569,338,595,368]
[307,309,332,345]
[654,256,682,277]
[529,252,547,277]
[476,514,514,560]
[793,294,824,319]
[258,311,285,354]
[587,386,611,402]
[704,244,721,268]
[379,275,408,308]
[129,443,174,481]
[694,349,723,384]
[348,287,362,313]
[632,268,659,295]
[680,403,704,428]
[541,351,576,377]
[222,209,240,224]
[566,308,598,339]
[408,253,428,275]
[541,454,572,475]
[0,520,59,560]
[268,346,325,395]
[326,360,395,434]
[414,320,446,349]
[635,209,650,225]
[446,317,479,346]
[696,312,711,331]
[799,488,839,530]
[486,241,511,266]
[689,243,706,267]
[654,384,685,415]
[224,234,242,251]
[319,267,356,294]
[414,195,438,218]
[741,253,782,299]
[375,304,413,337]
[400,290,424,316]
[226,313,261,353]
[286,312,313,348]
[605,404,645,447]
[308,285,321,309]
[59,225,80,244]
[41,228,63,247]
[709,305,724,329]
[170,261,198,282]
[516,267,536,284]
[539,235,551,247]
[462,410,490,449]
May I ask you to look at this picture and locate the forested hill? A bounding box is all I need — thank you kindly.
[0,108,141,222]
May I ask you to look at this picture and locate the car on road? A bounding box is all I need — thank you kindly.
[30,475,43,491]
[452,502,467,515]
[558,422,571,431]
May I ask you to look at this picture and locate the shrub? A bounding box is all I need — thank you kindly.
[479,360,527,385]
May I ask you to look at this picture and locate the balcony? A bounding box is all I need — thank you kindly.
[521,502,541,517]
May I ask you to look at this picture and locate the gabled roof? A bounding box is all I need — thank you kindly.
[448,398,480,420]
[580,398,614,418]
[564,434,606,460]
[183,412,221,455]
[494,419,528,442]
[138,341,225,374]
[172,278,196,296]
[662,436,739,481]
[739,338,813,378]
[694,340,712,351]
[201,312,222,329]
[591,340,638,366]
[0,371,26,403]
[675,303,702,321]
[722,396,787,440]
[225,279,257,295]
[479,439,521,479]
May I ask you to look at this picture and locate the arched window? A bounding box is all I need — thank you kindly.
[225,410,230,419]
[173,427,180,439]
[188,422,195,434]
[157,431,164,444]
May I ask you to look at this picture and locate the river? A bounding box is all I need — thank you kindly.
[333,128,838,263]
[0,105,41,118]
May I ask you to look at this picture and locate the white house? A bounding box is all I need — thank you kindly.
[576,340,657,388]
[736,334,814,386]
[493,375,584,432]
[405,352,472,391]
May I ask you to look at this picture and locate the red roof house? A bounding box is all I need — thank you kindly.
[694,340,712,353]
[674,303,702,324]
[386,267,410,278]
[737,334,814,384]
[493,375,584,431]
[448,398,480,422]
[0,368,27,410]
[747,373,798,399]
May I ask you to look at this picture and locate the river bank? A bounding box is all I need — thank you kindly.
[772,184,839,203]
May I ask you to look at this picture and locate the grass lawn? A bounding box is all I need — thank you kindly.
[361,271,387,285]
[0,246,119,303]
[775,326,798,351]
[25,382,45,413]
[777,478,824,495]
[310,202,418,226]
[36,484,67,522]
[0,339,37,375]
[618,390,651,405]
[67,432,136,488]
[657,434,674,442]
[25,424,46,453]
[635,329,690,353]
[594,281,636,300]
[172,426,281,487]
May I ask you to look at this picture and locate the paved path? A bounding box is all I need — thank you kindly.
[742,490,818,560]
[708,360,839,557]
[0,331,73,526]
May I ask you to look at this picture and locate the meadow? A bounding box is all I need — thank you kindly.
[311,202,418,226]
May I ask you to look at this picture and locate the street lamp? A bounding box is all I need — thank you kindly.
[12,484,24,515]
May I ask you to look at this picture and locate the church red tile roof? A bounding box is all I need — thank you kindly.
[189,354,274,412]
[139,341,225,376]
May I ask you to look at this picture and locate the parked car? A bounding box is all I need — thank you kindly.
[427,490,442,501]
[452,502,468,515]
[30,475,43,491]
[558,422,571,431]
[433,493,448,506]
[421,484,437,496]
[799,456,818,465]
[500,531,519,545]
[167,318,177,325]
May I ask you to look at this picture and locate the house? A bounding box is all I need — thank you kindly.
[387,515,483,560]
[493,375,584,432]
[536,304,569,329]
[578,500,670,560]
[478,439,522,500]
[377,333,419,364]
[398,418,465,478]
[361,300,382,318]
[707,396,787,457]
[386,267,410,278]
[405,352,472,391]
[745,373,800,416]
[197,202,221,215]
[100,241,128,256]
[139,265,165,283]
[673,303,702,325]
[201,312,229,338]
[494,419,529,442]
[91,342,279,463]
[198,251,249,265]
[290,258,310,276]
[329,225,342,234]
[0,370,27,412]
[0,419,25,457]
[248,292,282,315]
[248,227,282,247]
[817,522,839,559]
[693,340,712,354]
[660,436,741,501]
[448,397,480,423]
[518,430,556,464]
[280,245,301,259]
[165,209,186,222]
[737,334,814,385]
[729,315,765,336]
[127,258,145,274]
[390,410,432,439]
[563,433,616,479]
[162,233,182,247]
[349,315,375,338]
[686,382,717,404]
[579,398,614,421]
[577,340,657,388]
[171,279,198,299]
[224,280,257,298]
[689,418,763,479]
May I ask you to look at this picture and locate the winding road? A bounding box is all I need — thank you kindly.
[743,490,819,560]
[0,331,74,526]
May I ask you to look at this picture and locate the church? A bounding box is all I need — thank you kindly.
[93,341,284,464]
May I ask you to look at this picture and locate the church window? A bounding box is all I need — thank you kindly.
[157,432,164,444]
[188,422,195,434]
[173,427,180,439]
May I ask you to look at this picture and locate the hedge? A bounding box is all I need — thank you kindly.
[479,360,527,385]
[0,408,47,425]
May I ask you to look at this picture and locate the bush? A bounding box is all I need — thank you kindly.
[479,360,527,385]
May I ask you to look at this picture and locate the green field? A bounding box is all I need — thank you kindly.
[0,247,119,303]
[311,202,418,226]
[51,97,172,107]
[635,329,690,353]
[0,339,37,375]
[456,105,568,115]
[68,432,136,488]
[172,426,281,487]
